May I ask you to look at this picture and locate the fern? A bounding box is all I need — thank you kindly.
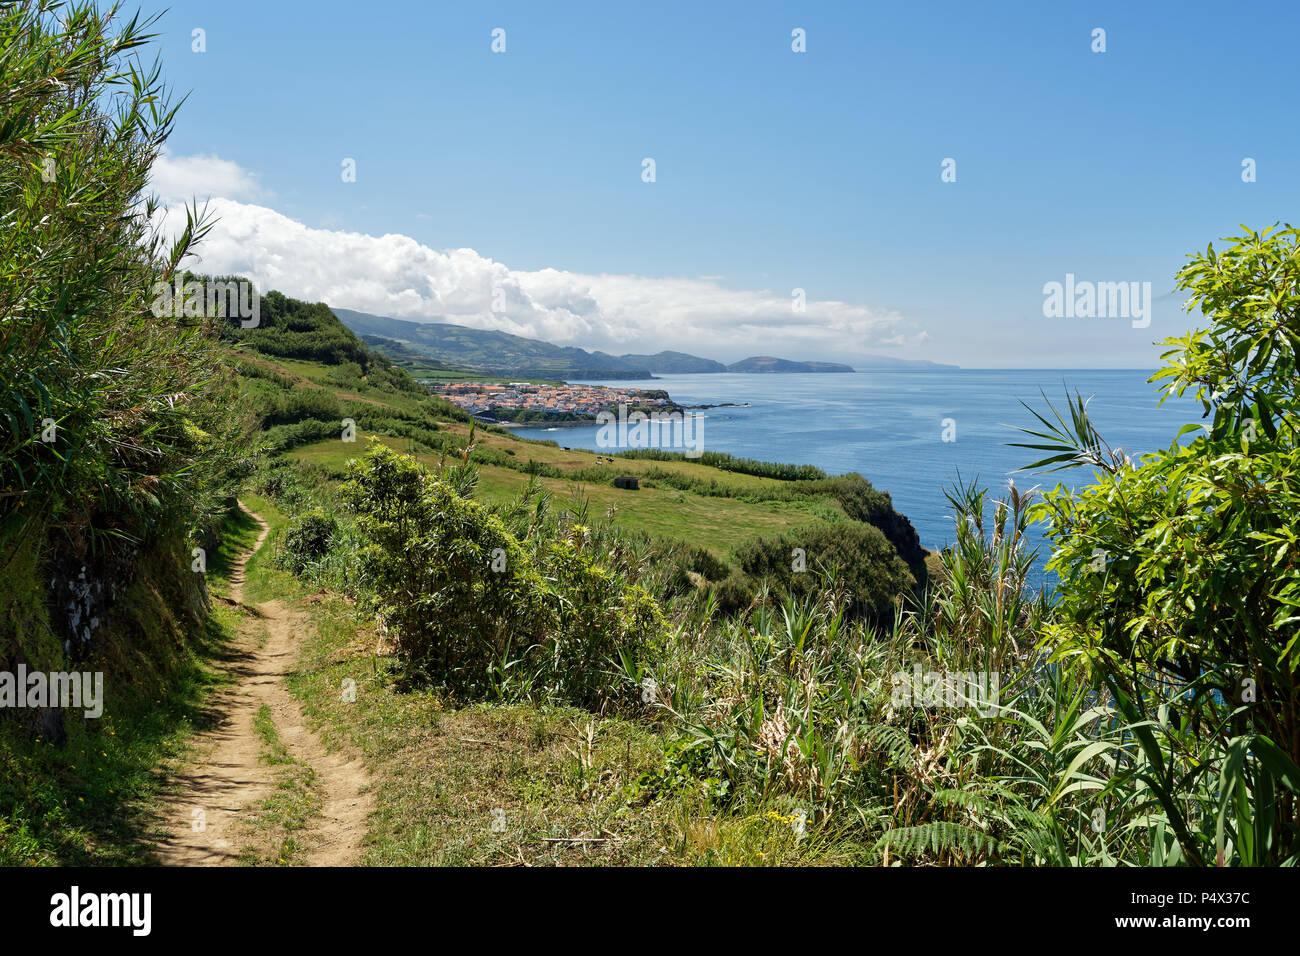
[876,821,1004,862]
[861,723,918,771]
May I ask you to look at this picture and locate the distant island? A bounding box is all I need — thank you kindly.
[618,350,728,373]
[622,351,852,373]
[619,351,956,373]
[332,307,956,378]
[727,356,853,373]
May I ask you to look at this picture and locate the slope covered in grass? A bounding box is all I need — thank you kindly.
[221,289,927,607]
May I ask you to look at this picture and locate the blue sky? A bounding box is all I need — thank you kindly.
[154,0,1299,368]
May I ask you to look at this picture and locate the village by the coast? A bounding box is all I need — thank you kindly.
[429,381,672,418]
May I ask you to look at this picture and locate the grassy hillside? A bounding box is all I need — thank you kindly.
[225,291,927,607]
[619,350,728,373]
[725,356,854,373]
[292,432,839,555]
[352,335,560,384]
[332,307,653,379]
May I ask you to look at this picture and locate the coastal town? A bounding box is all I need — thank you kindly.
[428,381,673,420]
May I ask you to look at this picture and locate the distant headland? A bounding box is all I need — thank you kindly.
[331,308,957,379]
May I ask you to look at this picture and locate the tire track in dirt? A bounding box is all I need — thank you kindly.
[151,502,371,866]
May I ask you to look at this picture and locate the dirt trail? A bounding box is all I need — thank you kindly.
[151,502,371,866]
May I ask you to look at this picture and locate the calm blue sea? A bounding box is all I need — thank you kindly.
[510,370,1199,587]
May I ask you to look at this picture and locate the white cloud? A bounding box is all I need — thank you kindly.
[157,155,925,362]
[151,149,267,206]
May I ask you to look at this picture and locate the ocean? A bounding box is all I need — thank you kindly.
[509,369,1200,586]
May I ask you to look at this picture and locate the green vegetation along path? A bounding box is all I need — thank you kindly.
[151,504,372,865]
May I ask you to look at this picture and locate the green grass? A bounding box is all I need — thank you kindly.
[235,493,303,606]
[433,420,794,492]
[203,504,262,598]
[236,704,322,866]
[471,465,831,553]
[281,587,849,865]
[290,433,842,557]
[0,508,260,866]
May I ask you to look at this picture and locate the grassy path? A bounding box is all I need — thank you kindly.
[150,503,372,866]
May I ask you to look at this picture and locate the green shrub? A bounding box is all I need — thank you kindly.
[279,509,339,574]
[822,478,927,585]
[261,418,340,453]
[222,292,372,367]
[733,522,914,622]
[616,448,826,481]
[675,544,729,582]
[342,442,666,706]
[711,571,756,616]
[539,536,668,707]
[0,1,249,663]
[260,387,343,427]
[1022,223,1300,865]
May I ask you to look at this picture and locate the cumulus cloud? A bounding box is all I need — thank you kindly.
[154,155,925,361]
[151,149,267,206]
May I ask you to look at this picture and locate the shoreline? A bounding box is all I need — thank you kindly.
[482,401,750,429]
[484,406,942,562]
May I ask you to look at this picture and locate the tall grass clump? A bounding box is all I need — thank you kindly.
[0,1,253,863]
[636,479,1112,864]
[1,2,249,573]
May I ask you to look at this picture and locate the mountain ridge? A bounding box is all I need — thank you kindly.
[332,307,957,375]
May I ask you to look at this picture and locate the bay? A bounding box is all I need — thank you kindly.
[509,369,1200,587]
